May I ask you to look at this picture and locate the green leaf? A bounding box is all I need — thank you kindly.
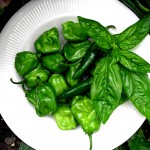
[19,142,34,150]
[128,129,150,150]
[120,67,150,120]
[116,13,150,50]
[77,16,114,51]
[91,56,122,123]
[119,50,150,73]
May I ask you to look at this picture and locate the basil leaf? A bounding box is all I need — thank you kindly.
[91,56,122,123]
[120,67,150,120]
[120,50,150,73]
[116,13,150,50]
[77,16,114,51]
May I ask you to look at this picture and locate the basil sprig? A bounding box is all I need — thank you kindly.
[78,13,150,123]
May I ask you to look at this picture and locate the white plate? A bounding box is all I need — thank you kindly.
[0,0,150,150]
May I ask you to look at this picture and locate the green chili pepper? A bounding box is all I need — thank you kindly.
[71,96,100,150]
[73,43,101,79]
[34,27,61,54]
[58,78,92,99]
[62,21,88,41]
[41,53,66,73]
[53,105,77,130]
[66,62,81,86]
[35,78,57,117]
[63,40,91,62]
[15,51,39,76]
[48,74,69,96]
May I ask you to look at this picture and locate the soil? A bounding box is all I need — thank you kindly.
[0,115,22,150]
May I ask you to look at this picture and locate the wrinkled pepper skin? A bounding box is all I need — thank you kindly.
[25,88,37,106]
[62,21,88,41]
[66,63,81,86]
[22,80,57,117]
[71,95,84,106]
[54,105,77,130]
[24,64,50,88]
[15,51,39,76]
[34,27,61,54]
[48,74,69,96]
[71,96,100,134]
[63,40,91,62]
[42,53,66,73]
[35,82,57,117]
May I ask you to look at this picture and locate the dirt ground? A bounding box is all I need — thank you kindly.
[0,115,22,150]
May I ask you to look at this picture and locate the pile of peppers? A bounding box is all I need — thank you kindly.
[11,14,150,150]
[11,21,103,150]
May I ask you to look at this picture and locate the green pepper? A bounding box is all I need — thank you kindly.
[35,78,57,116]
[71,96,100,134]
[48,74,69,96]
[71,95,84,106]
[62,21,88,41]
[58,78,92,99]
[25,88,37,106]
[10,64,50,88]
[53,105,77,130]
[21,83,38,106]
[21,79,57,117]
[71,96,100,150]
[24,64,50,88]
[15,51,39,76]
[63,40,91,62]
[66,62,81,86]
[41,53,66,73]
[73,43,101,79]
[34,27,61,54]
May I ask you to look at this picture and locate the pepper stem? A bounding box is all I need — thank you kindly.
[88,134,93,150]
[22,82,28,94]
[106,25,116,30]
[10,78,23,84]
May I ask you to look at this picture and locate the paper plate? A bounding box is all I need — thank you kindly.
[0,0,150,149]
